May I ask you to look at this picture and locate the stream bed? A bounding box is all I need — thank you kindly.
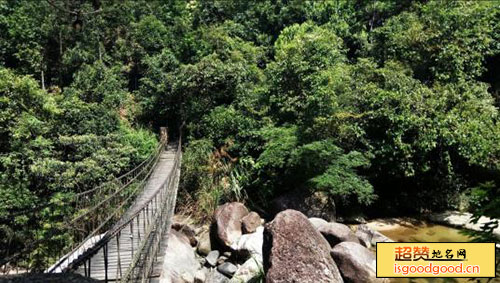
[366,218,473,242]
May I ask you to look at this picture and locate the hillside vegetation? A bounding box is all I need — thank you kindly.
[1,0,499,263]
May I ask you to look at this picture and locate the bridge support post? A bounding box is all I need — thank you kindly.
[116,232,122,279]
[160,127,168,142]
[103,242,108,283]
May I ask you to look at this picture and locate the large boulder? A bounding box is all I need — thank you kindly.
[272,189,336,221]
[242,212,262,234]
[355,224,393,249]
[309,218,360,247]
[331,242,386,283]
[263,210,343,283]
[213,202,250,249]
[172,222,198,247]
[160,230,201,283]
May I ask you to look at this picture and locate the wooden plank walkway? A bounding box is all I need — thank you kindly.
[74,143,178,281]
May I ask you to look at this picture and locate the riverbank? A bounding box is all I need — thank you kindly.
[365,218,473,242]
[428,211,500,238]
[363,210,500,243]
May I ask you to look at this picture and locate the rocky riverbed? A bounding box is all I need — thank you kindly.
[159,202,393,283]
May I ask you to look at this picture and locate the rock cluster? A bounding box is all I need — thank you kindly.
[161,202,264,283]
[160,202,393,283]
[213,202,250,249]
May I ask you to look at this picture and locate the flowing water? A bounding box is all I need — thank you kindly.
[366,218,499,283]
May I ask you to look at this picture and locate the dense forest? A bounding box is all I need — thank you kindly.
[1,0,499,267]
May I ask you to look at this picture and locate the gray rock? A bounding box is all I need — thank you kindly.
[272,189,336,221]
[355,224,393,248]
[230,226,263,259]
[429,211,500,237]
[356,232,372,249]
[229,256,263,283]
[217,262,238,277]
[194,268,208,283]
[308,217,329,227]
[371,231,393,244]
[331,242,388,283]
[180,273,195,283]
[264,209,344,283]
[213,202,250,249]
[217,255,228,265]
[308,218,360,247]
[206,269,230,283]
[206,250,220,267]
[335,212,368,224]
[160,230,200,283]
[197,231,212,256]
[242,212,262,234]
[199,257,207,266]
[194,225,209,236]
[343,215,367,224]
[172,222,198,247]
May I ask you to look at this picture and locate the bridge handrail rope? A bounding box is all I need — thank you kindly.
[0,135,166,221]
[7,134,167,218]
[121,137,182,282]
[45,134,169,274]
[75,134,167,198]
[69,139,164,224]
[58,127,183,282]
[0,132,168,274]
[47,149,163,273]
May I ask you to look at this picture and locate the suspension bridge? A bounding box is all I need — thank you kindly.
[1,127,182,282]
